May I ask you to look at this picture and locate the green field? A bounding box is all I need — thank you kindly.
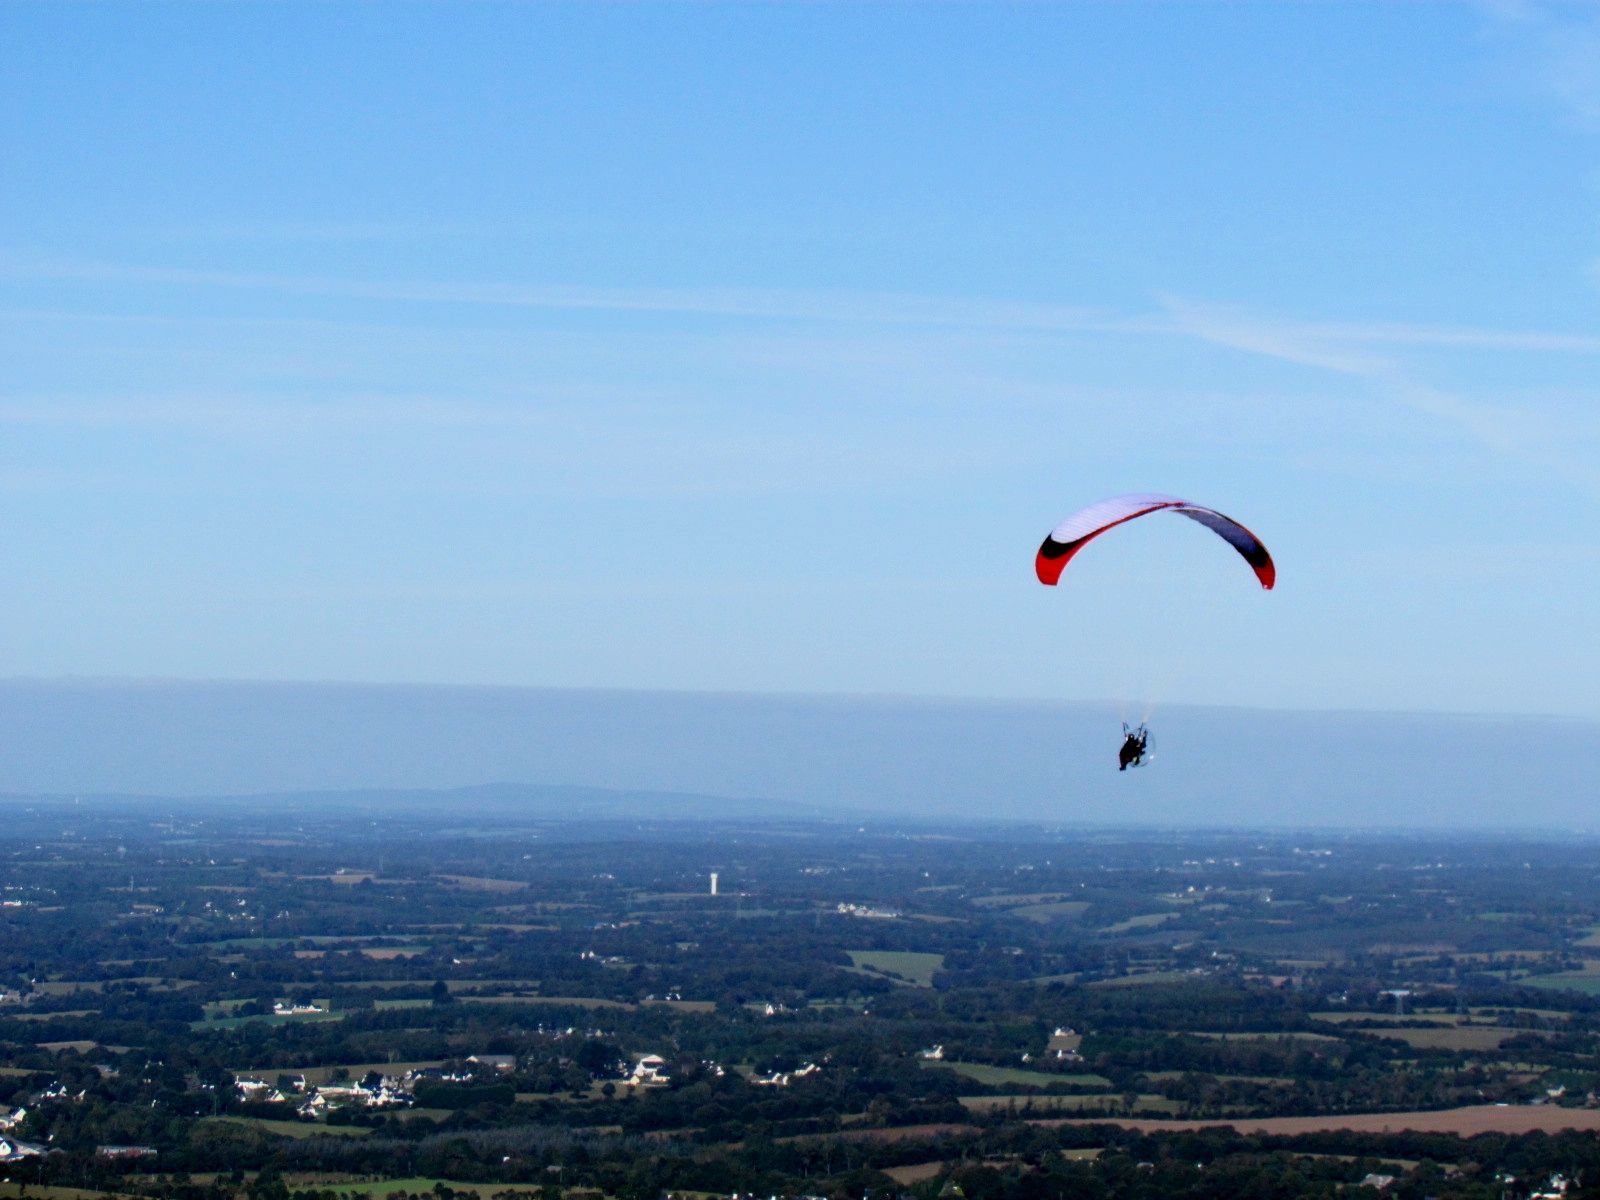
[325,1180,542,1198]
[1098,913,1180,934]
[32,978,194,996]
[1088,970,1195,988]
[972,892,1072,908]
[922,1060,1110,1090]
[1009,901,1091,922]
[1522,970,1600,996]
[1366,1026,1527,1052]
[196,1010,345,1031]
[457,994,631,1009]
[846,950,944,986]
[962,1093,1181,1116]
[201,1116,372,1139]
[1311,1011,1466,1025]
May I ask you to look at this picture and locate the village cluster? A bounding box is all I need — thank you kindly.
[233,1055,517,1116]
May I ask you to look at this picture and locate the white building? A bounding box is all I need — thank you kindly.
[0,1138,41,1163]
[628,1055,670,1086]
[836,902,899,919]
[752,1062,820,1087]
[297,1076,413,1117]
[273,1000,326,1016]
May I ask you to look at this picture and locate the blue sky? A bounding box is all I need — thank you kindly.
[2,1,1598,718]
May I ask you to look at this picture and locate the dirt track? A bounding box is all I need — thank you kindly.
[1039,1105,1600,1136]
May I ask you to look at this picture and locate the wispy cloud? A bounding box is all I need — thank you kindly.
[0,253,1144,336]
[8,253,1600,357]
[1158,295,1392,375]
[151,220,491,244]
[1478,0,1600,127]
[1161,293,1600,493]
[7,252,1596,491]
[1475,2,1600,287]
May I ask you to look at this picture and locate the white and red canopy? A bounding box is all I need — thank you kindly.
[1036,493,1275,589]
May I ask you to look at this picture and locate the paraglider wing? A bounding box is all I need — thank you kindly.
[1173,505,1276,590]
[1035,492,1275,589]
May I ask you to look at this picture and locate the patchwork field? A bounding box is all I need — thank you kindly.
[1042,1104,1600,1136]
[1311,1011,1466,1025]
[923,1060,1111,1089]
[961,1094,1169,1114]
[323,1180,542,1197]
[201,1116,372,1139]
[1089,971,1196,988]
[1521,968,1600,996]
[970,1094,1180,1115]
[15,809,1600,1200]
[1367,1026,1532,1052]
[882,1162,948,1185]
[1098,913,1180,934]
[845,950,944,986]
[1009,901,1092,922]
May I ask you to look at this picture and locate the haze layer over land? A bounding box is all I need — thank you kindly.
[0,678,1589,829]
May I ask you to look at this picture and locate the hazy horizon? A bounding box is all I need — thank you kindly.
[1,676,1590,830]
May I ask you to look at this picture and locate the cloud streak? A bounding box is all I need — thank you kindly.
[1478,0,1600,127]
[0,253,1143,337]
[7,253,1596,492]
[1161,294,1600,494]
[5,253,1600,355]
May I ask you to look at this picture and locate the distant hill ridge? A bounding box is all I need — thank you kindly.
[0,677,1594,828]
[0,780,797,821]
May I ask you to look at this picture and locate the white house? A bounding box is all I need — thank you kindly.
[0,1137,40,1162]
[752,1063,820,1087]
[273,1000,326,1016]
[628,1055,670,1086]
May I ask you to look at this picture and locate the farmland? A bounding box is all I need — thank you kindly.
[923,1061,1112,1089]
[844,950,945,987]
[0,800,1599,1198]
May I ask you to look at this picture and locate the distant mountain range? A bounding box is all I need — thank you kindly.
[0,677,1593,828]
